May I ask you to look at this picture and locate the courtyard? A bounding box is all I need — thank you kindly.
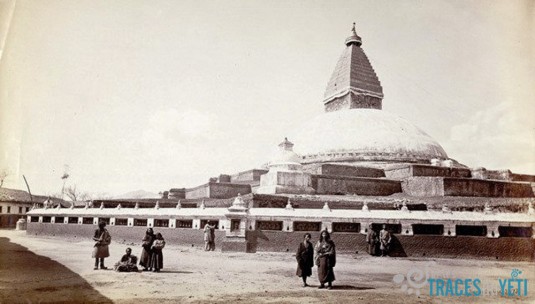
[0,230,533,303]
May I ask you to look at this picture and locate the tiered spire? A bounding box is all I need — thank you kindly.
[323,23,383,112]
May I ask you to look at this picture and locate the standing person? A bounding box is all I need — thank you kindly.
[366,224,379,256]
[150,233,166,272]
[140,228,155,271]
[315,230,336,289]
[379,225,391,257]
[203,221,216,251]
[92,221,111,270]
[296,233,314,287]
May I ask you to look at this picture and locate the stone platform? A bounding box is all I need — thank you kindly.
[403,177,534,197]
[312,175,401,196]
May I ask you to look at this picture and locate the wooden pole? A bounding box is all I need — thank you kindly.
[23,175,33,202]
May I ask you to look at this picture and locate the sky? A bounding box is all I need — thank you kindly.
[0,0,534,197]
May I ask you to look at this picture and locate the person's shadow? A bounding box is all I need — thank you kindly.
[157,270,194,274]
[0,237,113,303]
[387,235,407,257]
[328,285,375,290]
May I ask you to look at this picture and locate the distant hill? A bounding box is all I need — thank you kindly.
[114,190,160,199]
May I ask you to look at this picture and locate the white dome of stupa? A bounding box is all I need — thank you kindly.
[292,109,448,164]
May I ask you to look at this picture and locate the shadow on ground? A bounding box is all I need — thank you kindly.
[330,285,374,290]
[0,237,113,303]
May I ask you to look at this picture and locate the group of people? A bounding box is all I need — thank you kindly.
[139,228,166,272]
[296,230,336,289]
[93,220,393,282]
[296,226,394,289]
[91,223,166,272]
[366,224,392,257]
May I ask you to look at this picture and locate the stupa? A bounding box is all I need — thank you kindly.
[26,23,535,261]
[292,23,449,167]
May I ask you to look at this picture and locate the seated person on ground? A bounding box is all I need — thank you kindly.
[114,247,139,272]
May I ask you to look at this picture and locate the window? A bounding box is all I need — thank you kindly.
[30,216,39,222]
[456,225,487,236]
[82,217,94,224]
[332,222,360,233]
[176,220,192,228]
[134,219,147,226]
[0,206,2,213]
[115,218,128,226]
[26,207,30,213]
[68,217,78,224]
[231,219,240,231]
[19,207,23,214]
[257,221,283,231]
[98,218,110,225]
[412,224,444,235]
[7,206,11,213]
[42,216,51,223]
[55,217,64,223]
[154,219,169,227]
[293,222,321,232]
[498,226,532,238]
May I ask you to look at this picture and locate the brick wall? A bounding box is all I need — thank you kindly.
[246,230,534,261]
[185,184,210,199]
[231,169,268,182]
[1,214,24,228]
[403,177,534,198]
[313,175,401,196]
[27,223,226,249]
[443,178,534,197]
[403,177,445,196]
[318,164,385,178]
[209,183,251,199]
[26,222,534,261]
[185,183,252,199]
[511,173,535,183]
[385,165,471,179]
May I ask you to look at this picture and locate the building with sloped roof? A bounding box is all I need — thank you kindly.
[0,188,55,228]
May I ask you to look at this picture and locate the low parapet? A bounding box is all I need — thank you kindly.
[231,169,269,183]
[384,164,471,179]
[312,175,401,196]
[185,182,252,199]
[403,177,534,198]
[316,164,385,178]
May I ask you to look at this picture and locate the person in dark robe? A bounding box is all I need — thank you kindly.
[150,233,166,272]
[203,221,216,251]
[92,221,111,270]
[315,230,336,289]
[114,247,139,272]
[380,225,392,257]
[296,233,314,287]
[366,224,379,256]
[139,228,155,271]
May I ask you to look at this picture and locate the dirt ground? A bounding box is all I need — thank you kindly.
[0,230,533,304]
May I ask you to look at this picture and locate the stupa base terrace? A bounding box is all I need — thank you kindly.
[26,163,535,262]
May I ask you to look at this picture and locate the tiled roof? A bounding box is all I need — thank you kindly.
[0,188,55,203]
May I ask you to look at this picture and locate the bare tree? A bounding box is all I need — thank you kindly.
[46,192,63,200]
[64,184,92,202]
[0,169,8,188]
